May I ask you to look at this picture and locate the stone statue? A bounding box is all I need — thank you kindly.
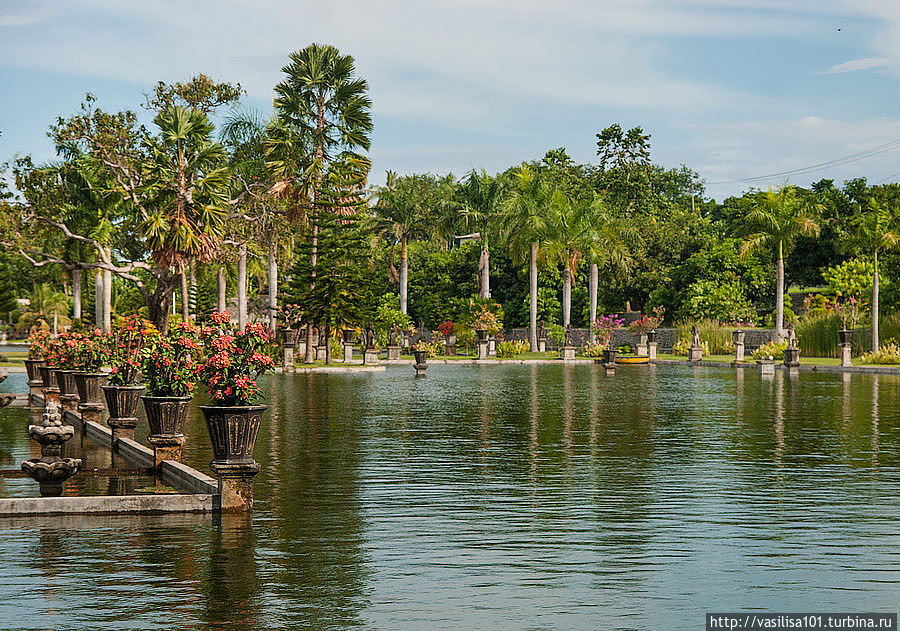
[366,324,376,349]
[564,324,573,347]
[691,323,701,348]
[389,324,398,346]
[538,322,546,341]
[787,322,797,348]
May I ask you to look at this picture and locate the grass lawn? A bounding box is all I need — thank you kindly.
[0,350,26,367]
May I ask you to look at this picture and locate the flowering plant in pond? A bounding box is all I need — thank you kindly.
[69,329,110,372]
[628,306,664,334]
[27,328,51,360]
[591,314,625,348]
[471,305,503,334]
[412,339,442,357]
[196,311,276,406]
[108,315,157,386]
[140,321,201,397]
[278,303,304,329]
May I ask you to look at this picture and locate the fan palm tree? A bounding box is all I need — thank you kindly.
[500,165,553,350]
[740,185,821,340]
[544,191,595,328]
[17,283,70,334]
[846,197,900,351]
[272,43,372,361]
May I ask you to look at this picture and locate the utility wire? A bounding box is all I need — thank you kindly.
[707,137,900,185]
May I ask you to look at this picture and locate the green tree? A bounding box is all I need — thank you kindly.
[740,185,821,339]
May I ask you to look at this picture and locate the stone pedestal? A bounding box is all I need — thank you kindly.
[648,342,658,360]
[538,339,547,353]
[283,346,294,370]
[636,343,648,357]
[604,362,616,375]
[840,343,852,367]
[688,346,703,362]
[561,346,576,362]
[477,339,490,360]
[489,338,496,356]
[108,419,136,444]
[213,462,261,512]
[387,346,401,360]
[296,340,307,357]
[42,388,60,408]
[758,359,775,375]
[364,349,379,365]
[59,394,78,417]
[78,403,103,426]
[783,347,800,368]
[446,344,456,356]
[28,380,43,406]
[315,344,327,361]
[147,434,185,469]
[343,342,354,363]
[734,342,745,362]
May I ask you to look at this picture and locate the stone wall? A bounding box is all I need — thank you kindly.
[504,327,777,352]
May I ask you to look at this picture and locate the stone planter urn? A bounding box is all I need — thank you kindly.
[54,369,80,415]
[24,358,45,382]
[142,395,191,467]
[199,404,265,511]
[783,347,800,368]
[838,330,852,367]
[38,365,59,407]
[636,333,649,357]
[733,329,746,362]
[445,334,457,356]
[601,348,618,365]
[343,329,355,343]
[103,385,144,442]
[280,328,297,347]
[476,330,489,360]
[647,329,658,360]
[74,372,107,425]
[838,329,852,345]
[413,350,428,376]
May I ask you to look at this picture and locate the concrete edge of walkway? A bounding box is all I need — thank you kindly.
[0,493,214,516]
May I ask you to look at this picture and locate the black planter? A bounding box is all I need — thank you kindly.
[142,396,192,437]
[38,365,55,388]
[24,359,45,382]
[343,329,355,343]
[54,370,78,397]
[732,329,745,344]
[647,329,657,344]
[199,405,266,466]
[476,329,488,342]
[839,329,852,345]
[73,372,106,405]
[280,328,297,346]
[413,350,428,365]
[103,385,144,421]
[602,348,618,364]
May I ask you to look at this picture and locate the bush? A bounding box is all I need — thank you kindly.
[496,340,529,358]
[671,338,710,356]
[859,338,900,365]
[796,314,842,358]
[680,278,754,323]
[752,339,788,360]
[583,343,605,357]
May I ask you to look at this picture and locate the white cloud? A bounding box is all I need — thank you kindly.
[821,57,892,74]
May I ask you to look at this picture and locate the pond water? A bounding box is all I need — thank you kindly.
[0,364,897,630]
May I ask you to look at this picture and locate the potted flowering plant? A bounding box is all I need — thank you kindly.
[472,306,502,341]
[140,321,201,443]
[71,329,110,406]
[277,303,303,346]
[197,312,275,471]
[104,315,155,427]
[412,340,430,366]
[46,332,81,397]
[592,314,625,363]
[25,328,50,382]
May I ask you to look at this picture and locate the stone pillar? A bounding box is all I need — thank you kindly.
[688,346,703,362]
[604,361,616,376]
[840,343,852,367]
[283,345,294,370]
[315,343,327,361]
[343,342,354,363]
[489,338,496,356]
[59,393,79,417]
[387,346,401,360]
[648,342,658,360]
[78,403,103,427]
[783,347,800,368]
[212,462,261,512]
[364,348,379,365]
[538,339,547,353]
[477,339,490,360]
[108,417,137,444]
[28,380,43,407]
[758,358,775,376]
[147,434,185,469]
[562,346,576,362]
[636,334,648,357]
[733,329,746,362]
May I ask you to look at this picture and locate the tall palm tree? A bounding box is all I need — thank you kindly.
[740,185,821,340]
[372,172,436,315]
[500,165,553,350]
[846,197,899,351]
[18,283,70,334]
[456,171,503,300]
[544,191,594,328]
[272,43,372,361]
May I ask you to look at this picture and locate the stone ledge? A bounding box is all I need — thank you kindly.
[0,493,214,516]
[279,365,386,373]
[161,459,218,495]
[116,437,155,469]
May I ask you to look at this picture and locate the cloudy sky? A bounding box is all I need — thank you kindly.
[2,0,900,200]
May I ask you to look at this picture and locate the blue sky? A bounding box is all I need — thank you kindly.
[2,0,900,201]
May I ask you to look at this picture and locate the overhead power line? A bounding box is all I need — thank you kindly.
[707,137,900,185]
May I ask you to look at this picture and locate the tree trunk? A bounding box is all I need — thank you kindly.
[103,266,112,333]
[589,263,598,344]
[775,241,785,341]
[216,266,226,313]
[563,267,572,328]
[189,260,197,321]
[94,270,103,328]
[480,247,491,299]
[72,268,82,321]
[268,243,278,333]
[324,322,331,365]
[147,273,175,334]
[180,269,189,322]
[237,243,247,328]
[873,252,880,352]
[400,235,408,315]
[304,322,314,363]
[529,242,538,352]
